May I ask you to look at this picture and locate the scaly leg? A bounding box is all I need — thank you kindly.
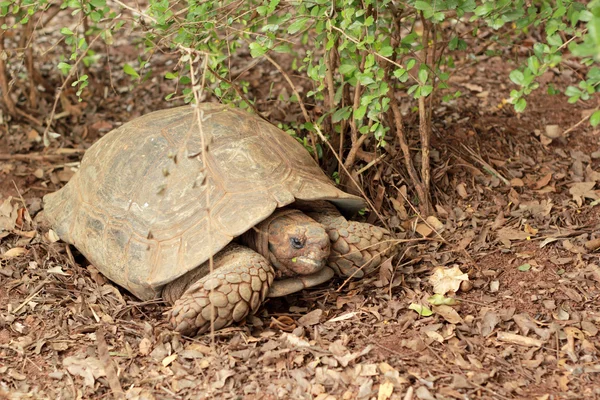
[164,244,274,336]
[305,202,394,278]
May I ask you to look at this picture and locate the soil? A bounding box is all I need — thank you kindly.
[1,12,599,400]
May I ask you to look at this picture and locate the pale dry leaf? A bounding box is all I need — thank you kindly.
[63,356,106,387]
[377,380,394,400]
[569,182,598,206]
[2,247,26,259]
[464,83,483,92]
[497,228,530,241]
[0,197,17,232]
[425,330,444,343]
[139,338,152,356]
[161,354,177,367]
[433,305,463,324]
[211,369,235,389]
[359,363,378,376]
[47,229,60,243]
[456,183,468,199]
[585,165,600,182]
[496,332,543,347]
[481,310,499,337]
[425,216,444,233]
[429,266,469,295]
[415,223,433,238]
[283,333,311,348]
[377,256,394,286]
[298,309,323,326]
[47,266,69,276]
[327,312,358,323]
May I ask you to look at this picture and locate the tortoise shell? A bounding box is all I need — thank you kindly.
[44,104,363,300]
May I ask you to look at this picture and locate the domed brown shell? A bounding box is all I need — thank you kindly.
[44,104,364,300]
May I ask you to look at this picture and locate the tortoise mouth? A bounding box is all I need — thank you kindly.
[295,256,325,271]
[280,255,326,276]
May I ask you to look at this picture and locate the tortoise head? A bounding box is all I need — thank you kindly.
[249,209,330,278]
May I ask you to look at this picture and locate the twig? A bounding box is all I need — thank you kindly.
[11,280,49,314]
[96,327,125,399]
[263,53,319,162]
[355,153,387,175]
[388,96,428,214]
[113,0,157,23]
[460,144,510,186]
[181,46,217,343]
[0,16,16,116]
[418,13,432,214]
[563,107,599,136]
[43,21,116,145]
[0,152,82,161]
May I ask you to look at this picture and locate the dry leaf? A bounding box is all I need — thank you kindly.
[161,354,177,367]
[298,309,323,326]
[377,380,394,400]
[47,229,60,243]
[47,266,69,276]
[63,356,106,387]
[433,305,463,324]
[327,312,358,323]
[429,266,469,295]
[139,338,152,356]
[496,332,543,347]
[2,247,26,259]
[534,173,553,189]
[569,182,598,206]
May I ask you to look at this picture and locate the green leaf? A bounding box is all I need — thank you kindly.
[249,42,268,58]
[590,110,600,126]
[339,64,356,75]
[428,294,458,306]
[379,46,393,57]
[57,62,71,74]
[514,98,527,112]
[123,63,139,79]
[332,106,351,123]
[60,27,74,36]
[409,303,433,317]
[518,263,531,272]
[354,105,367,120]
[288,17,310,34]
[421,85,433,97]
[414,1,432,11]
[509,70,524,85]
[527,56,540,75]
[418,69,428,83]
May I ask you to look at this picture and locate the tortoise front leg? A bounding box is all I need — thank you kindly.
[305,202,394,278]
[164,244,274,336]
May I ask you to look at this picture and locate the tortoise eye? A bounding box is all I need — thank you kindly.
[290,237,304,249]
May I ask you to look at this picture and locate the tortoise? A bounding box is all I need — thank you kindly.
[43,103,393,336]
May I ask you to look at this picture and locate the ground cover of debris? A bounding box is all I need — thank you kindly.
[1,24,600,400]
